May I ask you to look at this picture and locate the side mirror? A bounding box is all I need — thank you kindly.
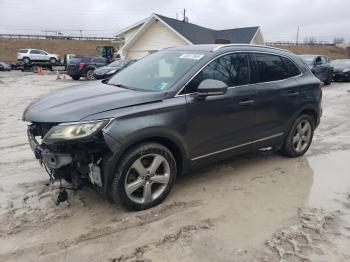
[196,79,228,99]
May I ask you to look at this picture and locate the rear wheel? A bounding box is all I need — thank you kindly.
[49,57,57,64]
[280,114,315,157]
[110,142,177,210]
[324,75,332,85]
[23,57,30,64]
[86,69,95,80]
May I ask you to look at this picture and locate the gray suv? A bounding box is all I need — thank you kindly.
[17,49,60,64]
[23,44,322,210]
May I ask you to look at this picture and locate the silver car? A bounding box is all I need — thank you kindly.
[17,49,60,64]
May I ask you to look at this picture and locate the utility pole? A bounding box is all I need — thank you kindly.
[79,30,83,38]
[296,25,300,45]
[183,8,186,22]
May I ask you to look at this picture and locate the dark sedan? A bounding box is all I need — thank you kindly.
[93,59,135,79]
[331,59,350,82]
[0,61,11,71]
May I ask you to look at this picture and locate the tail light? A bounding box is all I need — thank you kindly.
[79,62,86,69]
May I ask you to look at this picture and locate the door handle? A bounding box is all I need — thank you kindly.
[239,99,254,106]
[286,91,300,97]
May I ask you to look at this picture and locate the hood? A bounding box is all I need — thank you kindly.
[23,81,165,123]
[95,66,121,73]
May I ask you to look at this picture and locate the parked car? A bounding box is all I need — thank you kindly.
[66,56,108,80]
[93,59,135,79]
[331,59,350,82]
[23,44,322,210]
[0,61,11,71]
[17,49,60,64]
[298,55,333,85]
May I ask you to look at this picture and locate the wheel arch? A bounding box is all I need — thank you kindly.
[103,132,188,196]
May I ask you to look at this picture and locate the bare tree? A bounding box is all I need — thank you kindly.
[304,37,317,45]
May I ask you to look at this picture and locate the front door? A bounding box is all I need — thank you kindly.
[184,53,256,161]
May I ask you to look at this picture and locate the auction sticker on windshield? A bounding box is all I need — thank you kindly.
[179,54,204,60]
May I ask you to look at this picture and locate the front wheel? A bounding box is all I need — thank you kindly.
[280,114,315,157]
[71,75,80,80]
[110,143,177,210]
[49,57,57,64]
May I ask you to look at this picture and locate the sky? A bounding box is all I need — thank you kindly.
[0,0,349,42]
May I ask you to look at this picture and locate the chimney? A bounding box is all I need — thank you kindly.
[215,38,230,44]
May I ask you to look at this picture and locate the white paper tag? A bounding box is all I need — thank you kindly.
[179,54,204,60]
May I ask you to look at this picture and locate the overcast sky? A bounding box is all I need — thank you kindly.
[0,0,349,42]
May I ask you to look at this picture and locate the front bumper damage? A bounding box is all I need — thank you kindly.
[27,123,119,203]
[28,128,73,169]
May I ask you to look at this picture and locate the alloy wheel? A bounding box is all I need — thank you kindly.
[292,120,312,153]
[86,70,95,80]
[125,154,170,204]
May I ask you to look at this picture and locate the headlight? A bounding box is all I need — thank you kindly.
[43,120,109,144]
[343,69,350,73]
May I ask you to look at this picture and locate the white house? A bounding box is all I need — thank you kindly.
[116,13,265,60]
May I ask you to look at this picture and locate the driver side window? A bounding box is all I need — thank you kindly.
[184,53,251,94]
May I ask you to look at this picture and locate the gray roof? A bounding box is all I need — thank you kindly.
[156,14,259,44]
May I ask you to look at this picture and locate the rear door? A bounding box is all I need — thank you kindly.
[183,52,257,161]
[252,52,303,149]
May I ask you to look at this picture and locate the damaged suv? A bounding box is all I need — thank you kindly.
[23,44,322,210]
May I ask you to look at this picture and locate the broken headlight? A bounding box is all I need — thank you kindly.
[43,120,109,144]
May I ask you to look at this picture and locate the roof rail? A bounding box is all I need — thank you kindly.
[212,44,292,53]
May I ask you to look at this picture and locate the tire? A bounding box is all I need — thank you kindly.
[86,69,95,80]
[49,57,57,64]
[280,114,315,157]
[71,75,80,80]
[110,142,177,211]
[324,75,332,85]
[22,57,30,64]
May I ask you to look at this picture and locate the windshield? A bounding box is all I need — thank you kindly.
[299,55,315,66]
[108,50,207,92]
[109,60,129,67]
[331,59,350,66]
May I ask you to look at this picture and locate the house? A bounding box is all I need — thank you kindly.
[116,13,265,59]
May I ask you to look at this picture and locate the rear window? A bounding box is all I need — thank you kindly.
[255,53,300,83]
[281,56,301,78]
[93,57,106,63]
[19,49,28,53]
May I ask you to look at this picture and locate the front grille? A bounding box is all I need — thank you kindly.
[30,122,56,138]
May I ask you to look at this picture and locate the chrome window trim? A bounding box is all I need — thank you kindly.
[190,132,284,161]
[175,51,303,97]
